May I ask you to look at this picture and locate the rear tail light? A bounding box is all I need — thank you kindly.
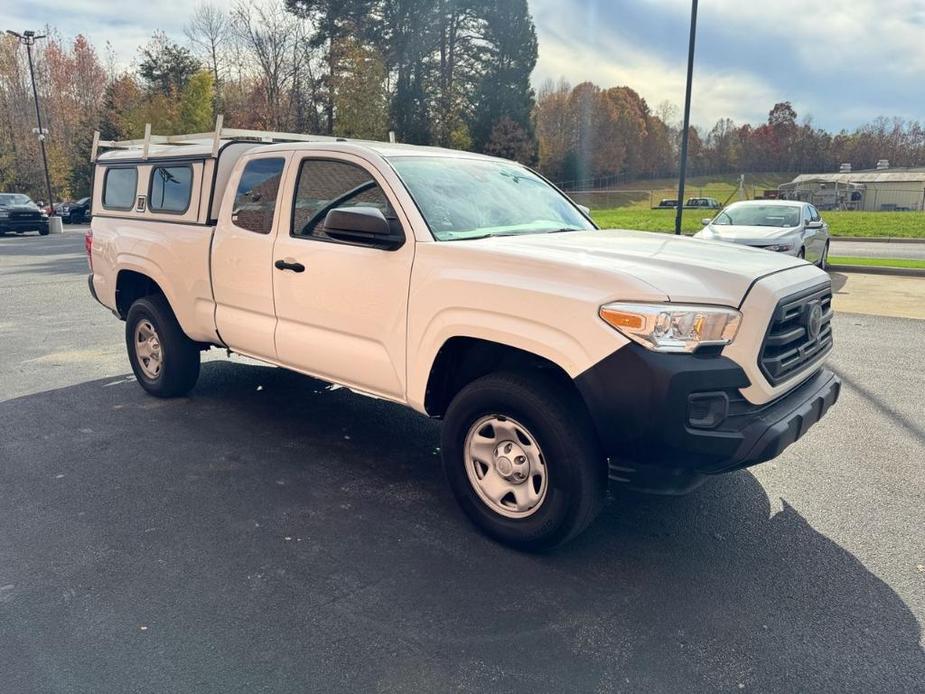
[84,229,93,272]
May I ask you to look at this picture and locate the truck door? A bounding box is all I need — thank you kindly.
[271,154,414,401]
[211,154,288,359]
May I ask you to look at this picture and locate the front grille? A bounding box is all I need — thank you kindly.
[11,211,40,220]
[759,283,833,385]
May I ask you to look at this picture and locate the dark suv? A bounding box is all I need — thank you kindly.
[0,193,49,236]
[56,197,92,224]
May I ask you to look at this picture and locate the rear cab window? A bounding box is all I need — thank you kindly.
[232,158,286,234]
[103,167,138,210]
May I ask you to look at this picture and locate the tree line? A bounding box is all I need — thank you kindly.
[1,0,923,202]
[537,82,925,188]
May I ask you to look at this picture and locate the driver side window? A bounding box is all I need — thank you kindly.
[291,159,395,240]
[803,206,813,224]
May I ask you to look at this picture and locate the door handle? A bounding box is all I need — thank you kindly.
[274,259,305,273]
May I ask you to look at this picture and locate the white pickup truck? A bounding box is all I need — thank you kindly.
[86,125,840,549]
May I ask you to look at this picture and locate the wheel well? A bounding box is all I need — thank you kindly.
[115,270,165,319]
[424,337,579,417]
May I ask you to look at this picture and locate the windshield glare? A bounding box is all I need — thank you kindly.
[0,194,32,207]
[388,157,595,240]
[714,204,801,228]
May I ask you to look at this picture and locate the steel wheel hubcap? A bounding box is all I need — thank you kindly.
[464,415,548,519]
[134,319,162,379]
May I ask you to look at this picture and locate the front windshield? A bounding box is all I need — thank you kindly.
[0,194,32,207]
[713,204,801,227]
[388,156,595,240]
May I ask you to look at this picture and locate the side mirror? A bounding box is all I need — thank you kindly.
[805,220,823,229]
[577,204,591,216]
[323,207,404,250]
[701,218,713,226]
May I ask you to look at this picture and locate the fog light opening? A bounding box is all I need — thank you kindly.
[688,392,729,429]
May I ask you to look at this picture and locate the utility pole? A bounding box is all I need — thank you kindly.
[674,0,698,235]
[6,29,55,214]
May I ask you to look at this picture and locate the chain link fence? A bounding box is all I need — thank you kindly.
[567,185,763,211]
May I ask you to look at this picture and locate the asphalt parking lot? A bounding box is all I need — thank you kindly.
[1,229,923,693]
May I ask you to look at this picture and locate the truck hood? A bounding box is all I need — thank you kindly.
[465,228,808,305]
[697,224,802,242]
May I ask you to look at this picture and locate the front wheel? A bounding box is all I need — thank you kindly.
[441,371,606,551]
[38,226,49,236]
[125,295,200,397]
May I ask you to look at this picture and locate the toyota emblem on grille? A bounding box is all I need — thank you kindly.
[805,301,823,340]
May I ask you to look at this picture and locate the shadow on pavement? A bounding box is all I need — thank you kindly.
[3,254,90,277]
[0,361,921,693]
[829,271,848,293]
[0,233,81,256]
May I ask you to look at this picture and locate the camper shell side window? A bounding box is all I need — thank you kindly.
[148,164,193,214]
[102,167,138,210]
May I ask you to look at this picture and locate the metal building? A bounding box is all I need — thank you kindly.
[778,167,925,211]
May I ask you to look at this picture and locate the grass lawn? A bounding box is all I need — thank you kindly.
[590,207,925,238]
[828,256,925,269]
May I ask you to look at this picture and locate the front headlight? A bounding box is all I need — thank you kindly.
[762,243,793,252]
[600,302,742,353]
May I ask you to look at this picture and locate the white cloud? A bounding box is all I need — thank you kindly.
[531,0,783,127]
[531,0,925,129]
[1,0,194,70]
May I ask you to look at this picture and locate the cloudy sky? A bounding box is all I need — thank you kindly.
[3,0,923,131]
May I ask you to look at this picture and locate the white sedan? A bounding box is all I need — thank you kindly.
[694,200,830,269]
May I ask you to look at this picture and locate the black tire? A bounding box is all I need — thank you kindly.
[441,371,606,551]
[797,247,805,260]
[125,294,200,397]
[38,226,49,236]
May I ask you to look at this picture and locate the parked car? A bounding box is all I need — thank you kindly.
[0,193,49,236]
[695,200,831,269]
[656,198,678,208]
[86,127,839,549]
[56,197,92,224]
[685,197,721,209]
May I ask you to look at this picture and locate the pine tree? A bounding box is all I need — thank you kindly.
[469,0,537,159]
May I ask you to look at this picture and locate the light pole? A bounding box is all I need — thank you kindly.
[6,29,56,214]
[674,0,698,235]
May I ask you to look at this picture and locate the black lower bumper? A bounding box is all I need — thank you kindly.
[0,219,47,232]
[574,343,840,493]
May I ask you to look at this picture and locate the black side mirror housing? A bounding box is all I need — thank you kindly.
[322,207,404,250]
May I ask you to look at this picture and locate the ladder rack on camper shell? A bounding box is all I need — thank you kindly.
[90,115,358,162]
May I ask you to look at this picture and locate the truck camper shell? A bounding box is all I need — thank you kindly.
[90,116,355,225]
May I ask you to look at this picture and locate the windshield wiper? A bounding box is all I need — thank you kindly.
[446,227,585,241]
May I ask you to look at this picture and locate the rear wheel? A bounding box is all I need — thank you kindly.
[441,371,606,550]
[125,294,200,397]
[797,247,805,260]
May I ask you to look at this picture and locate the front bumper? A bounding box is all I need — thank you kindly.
[0,218,48,232]
[710,238,800,255]
[574,343,840,493]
